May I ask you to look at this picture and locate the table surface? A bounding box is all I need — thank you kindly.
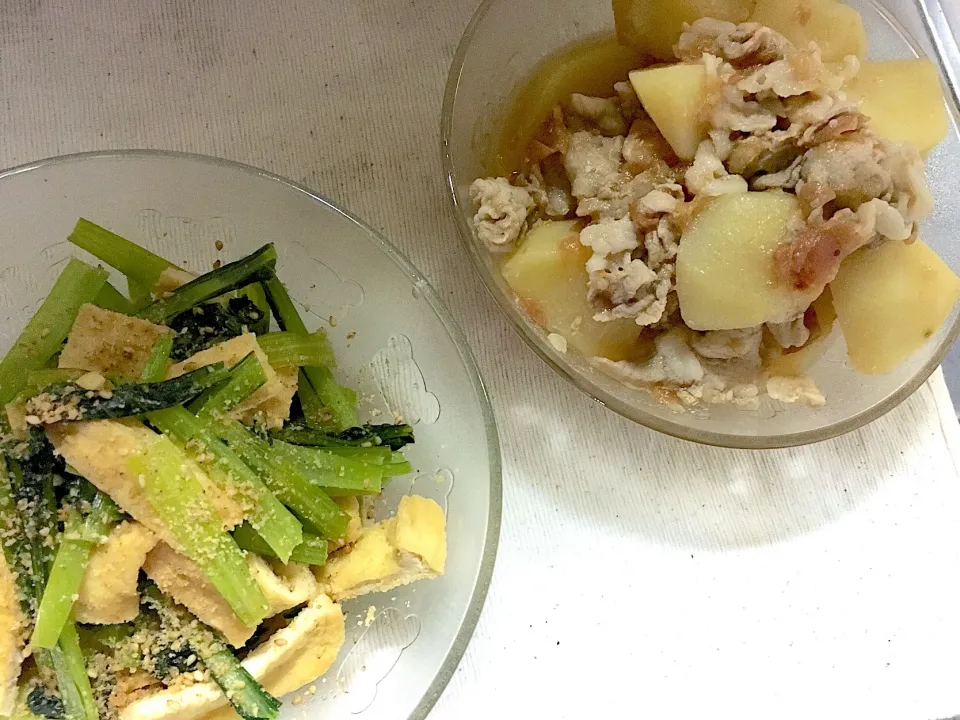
[5,2,960,719]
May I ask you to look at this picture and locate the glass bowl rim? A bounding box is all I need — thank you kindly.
[439,0,960,450]
[0,148,504,720]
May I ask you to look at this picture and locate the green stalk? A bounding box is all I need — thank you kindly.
[202,414,348,539]
[139,335,174,383]
[128,437,267,627]
[1,458,97,720]
[93,283,134,314]
[68,218,172,287]
[270,423,414,451]
[274,442,382,497]
[323,446,393,463]
[0,259,109,405]
[295,369,335,430]
[27,363,231,423]
[231,522,327,566]
[261,276,358,429]
[55,620,98,720]
[137,245,278,324]
[148,406,302,563]
[31,491,122,649]
[143,583,280,720]
[189,353,266,416]
[127,278,154,311]
[257,331,335,369]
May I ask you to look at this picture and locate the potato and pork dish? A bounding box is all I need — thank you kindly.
[471,0,960,409]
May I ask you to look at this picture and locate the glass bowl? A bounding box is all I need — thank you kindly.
[442,0,960,449]
[0,150,501,720]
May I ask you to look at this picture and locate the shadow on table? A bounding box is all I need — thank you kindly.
[501,374,941,551]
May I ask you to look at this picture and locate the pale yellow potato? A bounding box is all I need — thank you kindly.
[677,192,823,331]
[845,59,948,156]
[614,0,755,60]
[831,239,960,374]
[751,0,866,62]
[629,64,708,161]
[501,220,645,361]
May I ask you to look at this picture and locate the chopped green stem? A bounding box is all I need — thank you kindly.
[271,423,414,452]
[300,366,358,430]
[55,620,98,720]
[257,331,335,369]
[127,278,154,311]
[148,406,302,563]
[129,437,267,626]
[274,442,382,497]
[31,491,121,649]
[139,335,174,383]
[93,283,134,314]
[0,458,39,617]
[68,218,172,287]
[137,244,278,324]
[189,353,266,416]
[143,583,280,720]
[28,363,230,423]
[1,457,97,720]
[232,522,327,566]
[295,369,334,430]
[261,276,358,428]
[322,447,393,463]
[386,452,413,478]
[0,259,109,405]
[203,414,349,539]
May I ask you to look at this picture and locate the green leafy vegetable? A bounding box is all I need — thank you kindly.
[137,244,278,324]
[0,259,109,406]
[25,363,230,423]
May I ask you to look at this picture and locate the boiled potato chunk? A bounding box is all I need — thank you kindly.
[751,0,866,62]
[677,192,822,331]
[831,239,960,374]
[844,59,948,156]
[614,0,755,60]
[495,36,642,174]
[502,220,644,361]
[629,64,708,161]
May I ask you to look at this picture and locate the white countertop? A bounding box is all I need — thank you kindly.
[4,2,960,718]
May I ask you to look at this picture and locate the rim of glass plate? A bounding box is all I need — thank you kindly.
[0,148,503,720]
[440,0,960,450]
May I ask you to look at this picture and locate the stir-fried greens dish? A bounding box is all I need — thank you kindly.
[0,220,447,720]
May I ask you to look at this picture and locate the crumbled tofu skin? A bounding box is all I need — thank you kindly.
[118,594,345,720]
[75,521,159,624]
[142,543,258,649]
[317,495,446,601]
[470,16,938,411]
[327,495,362,553]
[0,553,24,716]
[167,334,293,429]
[59,304,173,379]
[248,555,317,618]
[766,375,827,407]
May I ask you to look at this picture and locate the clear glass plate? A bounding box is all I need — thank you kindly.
[442,0,960,448]
[0,150,501,720]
